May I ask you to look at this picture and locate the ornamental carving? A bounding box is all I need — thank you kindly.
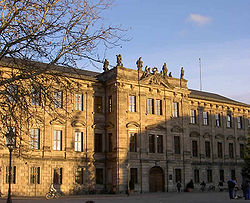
[140,66,174,88]
[171,125,183,133]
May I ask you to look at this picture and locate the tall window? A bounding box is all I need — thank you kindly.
[192,140,198,157]
[53,130,62,151]
[190,110,196,124]
[157,135,163,153]
[108,133,112,152]
[75,93,83,111]
[156,99,162,115]
[172,102,179,117]
[108,96,112,112]
[54,91,62,108]
[148,98,154,114]
[219,170,224,182]
[53,168,62,184]
[75,167,83,185]
[8,84,18,102]
[6,166,16,184]
[194,169,200,183]
[237,116,243,129]
[96,168,103,184]
[205,141,211,158]
[31,86,41,106]
[217,142,223,158]
[129,95,136,112]
[240,144,245,159]
[174,136,180,154]
[30,128,40,149]
[149,134,155,153]
[94,96,103,113]
[129,133,137,152]
[215,113,221,127]
[203,112,209,125]
[229,143,234,158]
[130,168,138,184]
[227,114,232,128]
[94,133,102,153]
[30,167,40,184]
[207,169,212,183]
[75,131,83,152]
[175,169,181,183]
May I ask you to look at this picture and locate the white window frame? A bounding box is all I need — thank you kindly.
[129,95,136,112]
[30,128,40,149]
[54,91,62,108]
[53,130,62,151]
[74,131,83,152]
[75,93,83,111]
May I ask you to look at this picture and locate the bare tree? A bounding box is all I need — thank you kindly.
[0,0,125,152]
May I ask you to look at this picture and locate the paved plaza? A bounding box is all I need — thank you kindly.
[0,191,249,203]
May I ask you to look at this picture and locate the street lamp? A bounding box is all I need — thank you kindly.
[5,128,16,203]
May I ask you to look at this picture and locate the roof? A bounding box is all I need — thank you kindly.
[0,56,101,80]
[189,89,250,107]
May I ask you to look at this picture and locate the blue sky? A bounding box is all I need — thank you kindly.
[91,0,250,104]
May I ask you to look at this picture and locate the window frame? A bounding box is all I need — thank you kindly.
[190,110,196,124]
[174,136,181,154]
[149,134,155,153]
[94,133,103,153]
[30,128,40,150]
[205,141,211,158]
[75,93,83,111]
[129,95,136,112]
[192,140,198,157]
[96,168,104,184]
[203,111,209,125]
[156,99,162,115]
[147,98,154,114]
[54,91,63,108]
[172,102,179,117]
[129,133,137,152]
[74,131,83,152]
[30,167,40,184]
[53,130,62,151]
[215,113,221,127]
[53,168,62,185]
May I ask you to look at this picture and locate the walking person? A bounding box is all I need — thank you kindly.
[176,181,182,192]
[227,178,236,199]
[241,179,250,200]
[200,181,206,192]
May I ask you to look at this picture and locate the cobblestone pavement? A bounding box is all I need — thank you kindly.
[0,191,249,203]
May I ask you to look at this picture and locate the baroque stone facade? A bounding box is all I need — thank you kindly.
[0,58,249,196]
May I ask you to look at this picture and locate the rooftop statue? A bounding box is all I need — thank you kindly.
[136,57,143,71]
[116,54,123,67]
[162,63,168,78]
[180,67,184,79]
[169,72,172,77]
[103,59,109,72]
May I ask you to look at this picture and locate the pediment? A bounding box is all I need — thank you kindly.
[145,124,166,131]
[190,131,200,138]
[140,72,174,89]
[106,122,115,129]
[126,121,140,129]
[237,135,247,141]
[227,135,236,140]
[49,117,65,125]
[92,123,105,130]
[215,134,224,140]
[203,132,211,138]
[171,125,183,133]
[71,120,86,127]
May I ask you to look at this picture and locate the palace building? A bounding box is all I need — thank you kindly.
[0,56,249,196]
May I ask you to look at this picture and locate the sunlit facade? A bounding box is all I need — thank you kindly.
[0,61,249,196]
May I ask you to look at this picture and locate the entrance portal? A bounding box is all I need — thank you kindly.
[149,166,164,192]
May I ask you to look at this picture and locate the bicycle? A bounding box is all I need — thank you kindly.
[45,190,61,199]
[208,185,215,192]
